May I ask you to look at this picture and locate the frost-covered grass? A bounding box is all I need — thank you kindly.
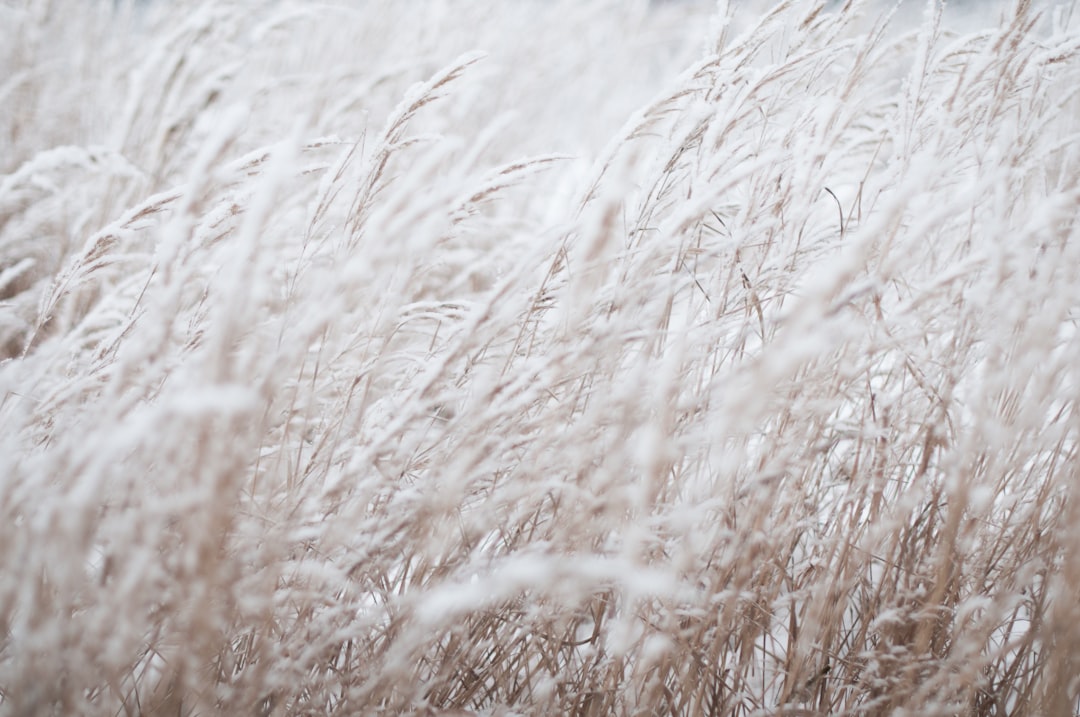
[3,0,1080,714]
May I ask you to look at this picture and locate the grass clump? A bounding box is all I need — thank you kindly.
[2,0,1080,714]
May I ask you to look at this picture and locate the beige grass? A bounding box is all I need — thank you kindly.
[2,0,1080,714]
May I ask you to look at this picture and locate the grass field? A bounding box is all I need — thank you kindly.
[3,0,1080,714]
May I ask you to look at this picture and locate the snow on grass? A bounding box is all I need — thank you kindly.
[2,0,1080,714]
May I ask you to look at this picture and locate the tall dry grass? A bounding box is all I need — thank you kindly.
[2,0,1080,714]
